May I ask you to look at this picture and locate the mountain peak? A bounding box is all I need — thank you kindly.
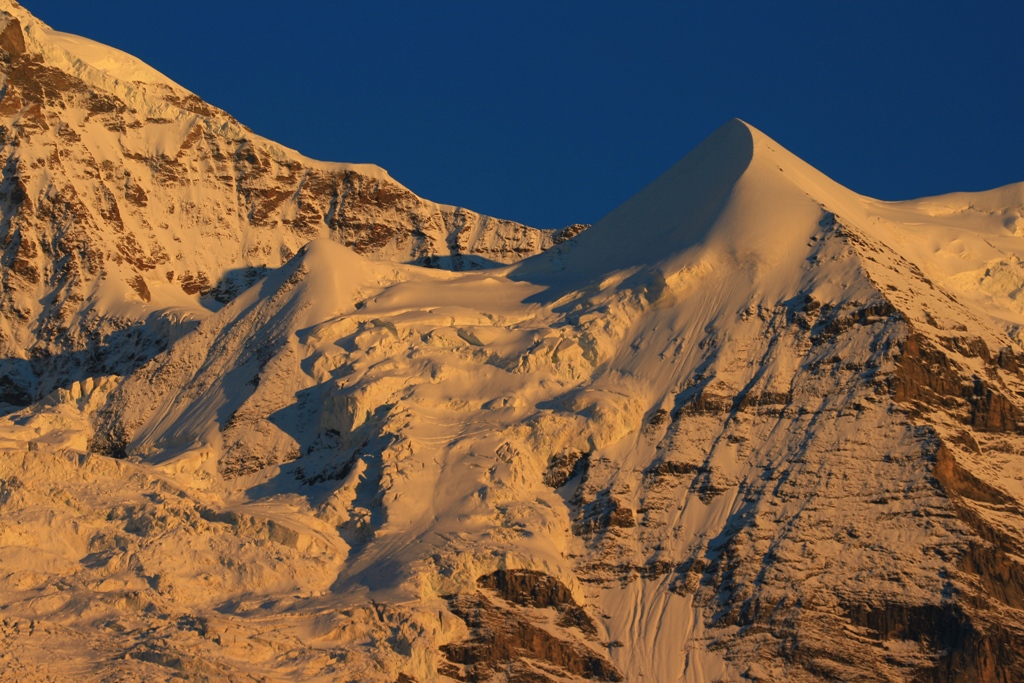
[514,118,863,288]
[0,0,187,94]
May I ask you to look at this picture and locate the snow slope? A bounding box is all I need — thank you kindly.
[1,4,1023,682]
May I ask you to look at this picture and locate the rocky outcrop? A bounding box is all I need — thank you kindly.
[892,335,1023,432]
[440,592,621,682]
[543,451,589,488]
[477,569,597,636]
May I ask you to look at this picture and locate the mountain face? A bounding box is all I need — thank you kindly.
[1,4,1023,683]
[0,3,583,412]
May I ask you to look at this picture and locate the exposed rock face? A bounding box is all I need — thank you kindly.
[543,451,589,489]
[0,4,583,410]
[440,591,620,683]
[477,569,597,635]
[893,334,1023,433]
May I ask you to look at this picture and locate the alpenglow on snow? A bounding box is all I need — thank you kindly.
[0,3,1022,682]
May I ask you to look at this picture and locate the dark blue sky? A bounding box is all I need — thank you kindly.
[21,1,1024,228]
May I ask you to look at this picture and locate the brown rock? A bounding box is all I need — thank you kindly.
[0,16,26,58]
[477,569,597,636]
[441,593,621,682]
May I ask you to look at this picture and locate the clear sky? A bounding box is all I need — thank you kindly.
[19,1,1024,229]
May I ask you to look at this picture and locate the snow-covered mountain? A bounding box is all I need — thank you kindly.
[0,2,583,411]
[1,3,1023,682]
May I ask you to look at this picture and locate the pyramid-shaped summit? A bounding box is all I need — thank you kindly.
[517,118,876,284]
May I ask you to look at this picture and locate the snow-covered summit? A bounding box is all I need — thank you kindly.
[520,117,1024,337]
[1,0,187,100]
[0,1,582,411]
[521,118,865,284]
